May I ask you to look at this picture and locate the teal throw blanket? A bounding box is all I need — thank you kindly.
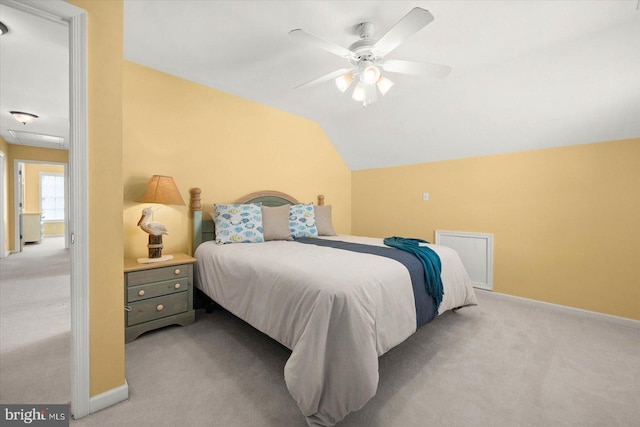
[383,236,443,310]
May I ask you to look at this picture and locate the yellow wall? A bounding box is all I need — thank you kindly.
[23,163,65,236]
[68,0,125,397]
[5,145,69,249]
[42,222,64,236]
[122,61,351,259]
[353,138,640,320]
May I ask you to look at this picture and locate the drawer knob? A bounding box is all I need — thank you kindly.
[156,304,164,312]
[138,290,145,296]
[174,268,181,275]
[174,283,181,289]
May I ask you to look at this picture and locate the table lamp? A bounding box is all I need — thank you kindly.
[137,175,185,263]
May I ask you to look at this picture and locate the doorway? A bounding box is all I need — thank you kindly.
[13,160,69,253]
[0,151,5,257]
[0,0,90,418]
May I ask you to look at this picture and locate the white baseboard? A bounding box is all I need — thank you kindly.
[88,380,128,415]
[477,289,640,330]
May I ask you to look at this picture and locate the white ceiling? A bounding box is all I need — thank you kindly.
[0,3,69,150]
[2,1,638,169]
[123,1,640,170]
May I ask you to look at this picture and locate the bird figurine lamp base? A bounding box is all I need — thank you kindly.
[137,234,173,264]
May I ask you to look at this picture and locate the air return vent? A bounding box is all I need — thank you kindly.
[435,230,493,290]
[8,129,66,149]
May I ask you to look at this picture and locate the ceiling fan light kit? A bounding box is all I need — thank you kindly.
[290,7,451,107]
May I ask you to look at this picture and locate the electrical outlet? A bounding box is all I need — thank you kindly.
[422,192,429,201]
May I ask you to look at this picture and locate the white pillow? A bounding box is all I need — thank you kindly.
[314,205,337,236]
[262,205,293,241]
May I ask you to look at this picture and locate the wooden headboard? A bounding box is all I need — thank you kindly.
[190,189,325,253]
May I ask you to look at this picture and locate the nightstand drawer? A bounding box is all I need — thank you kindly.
[127,278,189,302]
[127,292,188,326]
[126,264,189,287]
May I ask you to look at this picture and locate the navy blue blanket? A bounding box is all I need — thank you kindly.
[294,238,437,328]
[383,237,444,310]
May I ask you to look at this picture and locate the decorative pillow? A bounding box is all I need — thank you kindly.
[213,203,264,244]
[289,204,318,238]
[261,205,292,241]
[314,205,337,236]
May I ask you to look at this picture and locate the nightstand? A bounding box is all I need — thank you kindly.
[124,253,196,342]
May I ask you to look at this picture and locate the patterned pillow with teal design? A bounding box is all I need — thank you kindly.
[213,203,264,244]
[289,203,318,238]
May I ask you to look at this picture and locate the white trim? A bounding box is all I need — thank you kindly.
[0,0,80,24]
[0,150,5,259]
[67,3,92,420]
[478,289,640,330]
[13,160,23,252]
[89,380,129,414]
[436,230,494,290]
[64,163,70,248]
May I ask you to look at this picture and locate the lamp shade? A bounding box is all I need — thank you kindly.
[352,82,367,102]
[140,175,185,205]
[376,76,394,95]
[362,65,380,85]
[335,73,354,93]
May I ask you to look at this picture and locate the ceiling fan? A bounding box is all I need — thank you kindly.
[289,7,451,107]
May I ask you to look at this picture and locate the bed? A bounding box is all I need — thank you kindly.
[190,189,477,426]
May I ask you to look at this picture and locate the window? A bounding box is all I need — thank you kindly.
[40,173,65,221]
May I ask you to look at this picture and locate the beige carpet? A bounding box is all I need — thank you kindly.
[74,291,639,427]
[0,237,71,405]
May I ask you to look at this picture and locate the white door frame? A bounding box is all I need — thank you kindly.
[0,150,5,258]
[13,160,24,252]
[0,0,90,418]
[13,160,69,250]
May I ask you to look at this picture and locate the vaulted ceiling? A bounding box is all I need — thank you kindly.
[123,1,640,170]
[1,1,638,170]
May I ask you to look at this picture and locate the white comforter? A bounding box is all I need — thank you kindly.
[195,235,477,426]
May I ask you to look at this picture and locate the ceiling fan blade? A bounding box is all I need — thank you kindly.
[373,8,435,57]
[294,68,352,89]
[381,59,451,79]
[289,29,353,59]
